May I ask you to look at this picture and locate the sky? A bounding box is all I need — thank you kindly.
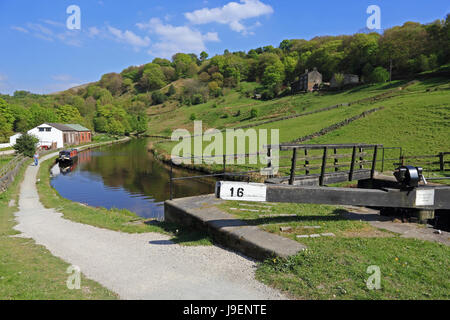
[0,0,448,95]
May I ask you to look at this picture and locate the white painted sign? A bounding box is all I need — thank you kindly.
[216,181,267,202]
[415,189,435,207]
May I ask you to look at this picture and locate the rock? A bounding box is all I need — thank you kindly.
[434,230,442,235]
[296,235,309,239]
[321,233,336,237]
[280,227,292,232]
[309,234,321,238]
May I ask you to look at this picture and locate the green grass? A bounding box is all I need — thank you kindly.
[146,80,408,136]
[37,156,212,246]
[218,200,450,300]
[0,155,14,169]
[151,78,449,180]
[0,160,117,299]
[309,84,450,156]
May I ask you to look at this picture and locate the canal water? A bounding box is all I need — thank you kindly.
[50,139,215,220]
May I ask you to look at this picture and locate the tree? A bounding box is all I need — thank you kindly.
[167,85,176,96]
[0,98,14,124]
[369,67,389,83]
[0,114,13,143]
[152,58,171,67]
[279,39,293,51]
[57,105,83,123]
[172,53,197,78]
[13,133,39,157]
[151,91,168,105]
[99,73,124,95]
[332,73,345,88]
[139,63,166,91]
[262,60,285,95]
[200,51,209,62]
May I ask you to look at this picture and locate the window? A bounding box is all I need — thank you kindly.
[46,128,52,132]
[39,128,45,132]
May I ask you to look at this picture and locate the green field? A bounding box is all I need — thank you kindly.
[219,201,450,300]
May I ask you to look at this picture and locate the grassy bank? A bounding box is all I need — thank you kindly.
[149,78,449,179]
[0,160,117,299]
[37,155,212,246]
[219,201,450,300]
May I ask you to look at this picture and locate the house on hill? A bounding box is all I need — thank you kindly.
[330,74,360,88]
[11,123,92,150]
[292,68,323,92]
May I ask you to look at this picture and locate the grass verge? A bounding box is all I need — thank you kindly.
[219,201,450,300]
[0,160,117,299]
[37,156,212,246]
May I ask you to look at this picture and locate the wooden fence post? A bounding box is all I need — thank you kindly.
[334,148,339,172]
[349,146,357,181]
[305,149,310,175]
[320,147,328,186]
[289,148,298,185]
[359,147,364,169]
[371,146,378,179]
[439,153,445,172]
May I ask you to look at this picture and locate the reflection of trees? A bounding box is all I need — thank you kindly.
[78,139,214,202]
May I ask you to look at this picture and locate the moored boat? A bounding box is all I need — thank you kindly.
[58,149,78,164]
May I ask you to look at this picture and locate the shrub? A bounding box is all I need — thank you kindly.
[151,91,168,105]
[13,133,39,157]
[250,108,258,119]
[189,113,197,121]
[369,67,390,83]
[192,94,204,105]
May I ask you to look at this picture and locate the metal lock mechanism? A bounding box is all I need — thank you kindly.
[394,166,426,188]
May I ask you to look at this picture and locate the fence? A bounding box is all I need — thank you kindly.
[266,143,382,186]
[394,152,450,178]
[167,144,450,199]
[0,154,28,192]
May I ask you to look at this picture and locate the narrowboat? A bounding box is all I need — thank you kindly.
[58,149,78,164]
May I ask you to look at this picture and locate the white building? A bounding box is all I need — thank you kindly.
[9,123,91,150]
[9,133,22,146]
[27,123,65,149]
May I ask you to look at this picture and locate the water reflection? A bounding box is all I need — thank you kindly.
[50,139,215,219]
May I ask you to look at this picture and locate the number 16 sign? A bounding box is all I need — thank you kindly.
[216,181,267,202]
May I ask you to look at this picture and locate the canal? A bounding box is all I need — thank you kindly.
[50,139,215,220]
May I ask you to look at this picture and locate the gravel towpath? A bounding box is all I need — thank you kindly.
[14,153,285,300]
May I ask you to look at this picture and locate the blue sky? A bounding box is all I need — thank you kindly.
[0,0,448,95]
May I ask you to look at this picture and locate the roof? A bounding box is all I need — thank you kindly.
[46,123,76,131]
[45,123,90,132]
[65,124,91,132]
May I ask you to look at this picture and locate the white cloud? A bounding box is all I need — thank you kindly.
[11,22,84,46]
[11,26,29,33]
[107,26,150,49]
[88,26,100,38]
[185,0,273,34]
[137,18,219,58]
